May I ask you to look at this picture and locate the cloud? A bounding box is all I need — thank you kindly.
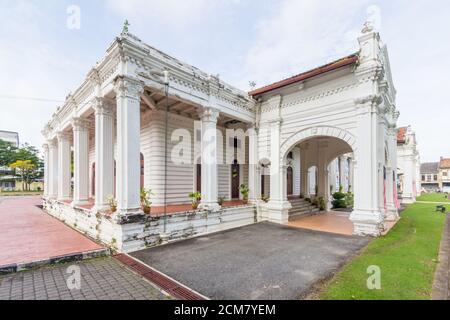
[106,0,238,29]
[235,0,369,89]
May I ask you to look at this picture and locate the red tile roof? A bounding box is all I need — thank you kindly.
[249,54,359,97]
[440,157,450,169]
[397,127,408,144]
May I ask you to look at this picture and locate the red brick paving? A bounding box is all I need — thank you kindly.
[0,196,103,267]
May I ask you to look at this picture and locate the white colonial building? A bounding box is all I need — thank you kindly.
[397,126,421,203]
[42,25,400,252]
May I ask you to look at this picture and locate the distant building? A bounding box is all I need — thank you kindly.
[440,157,450,193]
[0,130,19,147]
[420,162,440,192]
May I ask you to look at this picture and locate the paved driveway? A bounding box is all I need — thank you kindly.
[131,222,370,300]
[0,196,104,268]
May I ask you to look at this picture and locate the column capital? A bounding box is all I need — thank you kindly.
[56,131,71,142]
[199,107,219,123]
[92,97,114,116]
[42,143,49,151]
[47,138,57,148]
[71,117,90,131]
[114,75,144,100]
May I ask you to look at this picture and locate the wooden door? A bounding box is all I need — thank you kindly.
[287,166,293,196]
[231,162,240,199]
[196,164,201,193]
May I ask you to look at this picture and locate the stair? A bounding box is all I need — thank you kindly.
[288,198,321,221]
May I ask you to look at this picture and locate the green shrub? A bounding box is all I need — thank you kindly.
[332,191,347,209]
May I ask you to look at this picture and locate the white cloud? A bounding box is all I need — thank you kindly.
[237,0,370,88]
[107,0,233,29]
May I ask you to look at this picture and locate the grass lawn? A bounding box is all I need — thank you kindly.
[319,203,446,300]
[417,193,450,203]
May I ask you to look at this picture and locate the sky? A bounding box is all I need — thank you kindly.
[0,0,449,162]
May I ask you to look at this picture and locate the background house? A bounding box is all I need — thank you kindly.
[420,162,440,192]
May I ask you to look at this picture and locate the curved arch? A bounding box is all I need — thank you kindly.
[280,126,357,161]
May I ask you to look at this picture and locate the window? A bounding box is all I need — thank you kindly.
[434,175,438,181]
[229,137,241,149]
[287,152,293,160]
[443,172,448,177]
[422,175,426,181]
[427,175,432,182]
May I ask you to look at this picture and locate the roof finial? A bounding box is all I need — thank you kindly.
[122,19,130,34]
[361,20,374,34]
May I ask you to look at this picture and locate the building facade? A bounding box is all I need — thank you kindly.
[439,157,450,193]
[420,162,440,192]
[42,26,400,252]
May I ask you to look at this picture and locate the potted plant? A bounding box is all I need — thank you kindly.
[140,188,153,214]
[188,191,202,209]
[318,196,326,211]
[218,196,225,206]
[240,184,249,204]
[261,195,270,203]
[107,195,117,213]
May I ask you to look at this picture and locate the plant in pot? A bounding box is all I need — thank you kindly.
[107,195,117,213]
[332,189,347,209]
[261,195,270,203]
[318,196,326,211]
[218,196,225,206]
[140,188,153,214]
[188,191,202,209]
[239,184,249,204]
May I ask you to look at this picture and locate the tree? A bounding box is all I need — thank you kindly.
[0,139,18,168]
[10,160,36,191]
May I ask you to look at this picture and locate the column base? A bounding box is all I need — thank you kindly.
[199,202,221,211]
[71,200,91,207]
[93,204,110,213]
[385,206,399,221]
[263,200,292,224]
[350,209,385,237]
[401,196,415,204]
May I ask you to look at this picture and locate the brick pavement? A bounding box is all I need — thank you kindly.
[0,257,170,300]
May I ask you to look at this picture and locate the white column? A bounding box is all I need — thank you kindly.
[267,119,291,223]
[93,97,115,211]
[401,156,416,204]
[339,155,348,192]
[292,148,301,196]
[300,147,308,197]
[42,143,49,198]
[47,139,58,199]
[199,107,220,210]
[350,96,384,236]
[57,132,71,201]
[248,126,259,203]
[114,76,144,215]
[348,157,354,192]
[71,118,90,206]
[386,128,399,220]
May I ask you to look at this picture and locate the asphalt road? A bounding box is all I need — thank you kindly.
[131,222,370,300]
